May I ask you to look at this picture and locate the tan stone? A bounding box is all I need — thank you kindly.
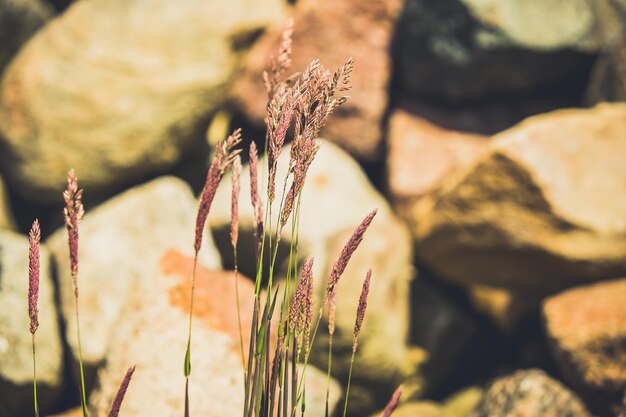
[0,175,15,230]
[0,0,283,202]
[543,278,626,415]
[468,285,542,332]
[413,104,626,294]
[387,107,488,216]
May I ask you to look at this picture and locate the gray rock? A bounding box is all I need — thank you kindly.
[470,369,591,417]
[0,0,53,74]
[0,0,283,202]
[208,140,418,413]
[396,0,621,101]
[0,230,63,417]
[413,104,626,296]
[46,176,222,388]
[0,175,15,230]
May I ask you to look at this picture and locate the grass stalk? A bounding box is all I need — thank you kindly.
[31,335,39,417]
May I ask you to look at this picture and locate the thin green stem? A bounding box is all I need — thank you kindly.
[233,250,247,380]
[341,353,356,417]
[184,256,199,377]
[73,275,89,417]
[31,334,39,417]
[324,334,333,417]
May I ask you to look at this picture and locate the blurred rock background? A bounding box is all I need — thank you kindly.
[0,0,625,416]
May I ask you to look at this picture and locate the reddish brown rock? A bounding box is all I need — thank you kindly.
[470,369,591,417]
[543,278,626,415]
[232,0,402,161]
[387,107,488,216]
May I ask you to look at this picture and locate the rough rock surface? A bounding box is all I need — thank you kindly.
[0,0,53,74]
[208,140,418,413]
[0,0,283,202]
[0,175,15,229]
[469,369,591,417]
[395,0,620,101]
[46,176,222,387]
[0,230,63,417]
[89,251,340,417]
[412,104,626,295]
[468,285,543,333]
[543,278,626,415]
[232,0,402,161]
[387,106,488,216]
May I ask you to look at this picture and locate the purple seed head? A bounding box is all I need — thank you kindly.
[230,155,242,250]
[28,219,41,335]
[63,169,84,294]
[108,365,136,417]
[326,209,377,295]
[195,129,242,254]
[381,385,403,417]
[352,269,371,354]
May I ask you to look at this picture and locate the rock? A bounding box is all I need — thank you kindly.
[468,285,542,333]
[0,0,283,202]
[395,0,617,101]
[0,175,15,230]
[443,386,483,417]
[412,104,626,295]
[208,140,418,413]
[372,401,452,417]
[469,369,591,417]
[0,0,53,74]
[386,106,488,217]
[45,408,82,417]
[232,0,402,161]
[543,278,626,415]
[89,250,341,417]
[0,230,63,417]
[46,176,222,388]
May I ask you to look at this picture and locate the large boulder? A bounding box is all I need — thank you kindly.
[0,0,283,202]
[386,106,488,217]
[395,0,620,101]
[412,104,626,295]
[543,278,626,416]
[232,0,402,161]
[0,230,63,417]
[0,175,15,230]
[89,251,341,417]
[469,369,591,417]
[208,140,419,413]
[0,0,53,75]
[46,176,222,388]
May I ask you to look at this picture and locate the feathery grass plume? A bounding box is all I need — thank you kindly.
[63,169,84,296]
[352,269,371,354]
[288,258,314,357]
[342,269,372,417]
[263,18,293,99]
[231,155,247,374]
[28,219,41,417]
[63,169,89,417]
[381,385,403,417]
[28,219,41,336]
[231,155,242,249]
[249,141,264,258]
[108,366,136,417]
[326,209,377,296]
[194,128,243,254]
[185,129,242,416]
